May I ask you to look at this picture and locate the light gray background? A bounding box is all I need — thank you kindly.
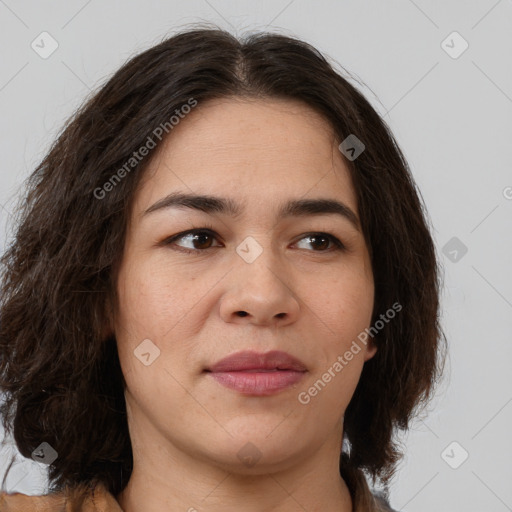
[1,1,511,511]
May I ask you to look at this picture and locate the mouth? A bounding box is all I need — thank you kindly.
[204,350,307,396]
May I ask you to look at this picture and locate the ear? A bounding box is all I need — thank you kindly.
[363,338,378,362]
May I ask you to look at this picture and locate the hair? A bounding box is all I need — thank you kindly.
[0,24,445,498]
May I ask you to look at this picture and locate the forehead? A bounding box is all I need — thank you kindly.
[134,97,357,216]
[162,96,335,147]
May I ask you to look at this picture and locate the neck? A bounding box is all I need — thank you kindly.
[116,415,353,512]
[118,466,352,512]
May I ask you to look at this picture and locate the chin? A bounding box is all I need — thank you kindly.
[198,425,308,473]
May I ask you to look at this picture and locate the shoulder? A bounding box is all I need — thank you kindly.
[0,489,67,511]
[0,481,124,512]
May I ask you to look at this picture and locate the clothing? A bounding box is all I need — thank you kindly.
[0,481,122,512]
[0,474,396,511]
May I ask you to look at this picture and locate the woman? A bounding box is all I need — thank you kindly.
[0,26,445,511]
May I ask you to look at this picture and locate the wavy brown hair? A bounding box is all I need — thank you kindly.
[0,25,445,497]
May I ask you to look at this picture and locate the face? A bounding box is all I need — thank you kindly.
[112,97,376,474]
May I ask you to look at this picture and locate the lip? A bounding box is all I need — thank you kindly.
[204,350,307,396]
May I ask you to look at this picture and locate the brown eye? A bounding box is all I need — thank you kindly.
[163,229,345,254]
[164,229,222,253]
[295,233,345,252]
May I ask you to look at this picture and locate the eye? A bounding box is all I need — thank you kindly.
[163,228,222,253]
[294,232,345,252]
[162,229,345,254]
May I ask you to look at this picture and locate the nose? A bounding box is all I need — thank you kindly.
[219,249,300,327]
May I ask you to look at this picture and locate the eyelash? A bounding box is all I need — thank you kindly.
[162,225,346,254]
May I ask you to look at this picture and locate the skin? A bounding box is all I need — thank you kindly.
[112,97,377,512]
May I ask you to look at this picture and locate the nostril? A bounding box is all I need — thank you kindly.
[236,311,248,317]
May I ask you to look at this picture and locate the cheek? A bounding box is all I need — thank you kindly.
[113,257,213,385]
[113,262,194,416]
[115,258,199,335]
[297,283,371,416]
[308,263,374,341]
[300,261,374,407]
[320,268,374,404]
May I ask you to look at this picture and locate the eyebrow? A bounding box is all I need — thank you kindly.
[142,192,360,231]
